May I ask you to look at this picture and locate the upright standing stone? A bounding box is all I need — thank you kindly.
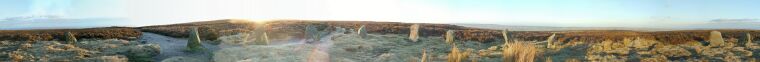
[709,31,725,47]
[745,33,753,47]
[547,33,557,48]
[358,25,368,38]
[64,32,77,44]
[186,27,205,52]
[445,30,455,45]
[409,24,420,42]
[306,25,319,41]
[255,32,270,45]
[253,24,269,45]
[502,29,509,45]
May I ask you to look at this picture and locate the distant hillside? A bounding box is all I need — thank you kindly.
[138,19,487,41]
[452,21,760,31]
[674,22,760,30]
[451,23,677,31]
[0,19,757,44]
[138,19,760,44]
[0,18,131,30]
[0,27,141,41]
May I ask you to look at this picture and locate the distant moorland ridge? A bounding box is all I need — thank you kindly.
[0,19,757,45]
[138,19,760,44]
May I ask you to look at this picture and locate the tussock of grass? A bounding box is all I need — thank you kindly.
[446,45,476,62]
[420,49,428,62]
[503,41,539,62]
[447,45,463,62]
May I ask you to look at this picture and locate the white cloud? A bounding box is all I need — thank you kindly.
[710,18,758,22]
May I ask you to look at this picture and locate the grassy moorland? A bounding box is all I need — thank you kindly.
[0,27,141,41]
[1,19,759,62]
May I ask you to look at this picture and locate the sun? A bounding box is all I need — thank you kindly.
[251,19,274,24]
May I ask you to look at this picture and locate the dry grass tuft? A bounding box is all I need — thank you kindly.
[447,45,467,62]
[421,49,428,62]
[463,48,474,62]
[503,41,539,62]
[447,45,476,62]
[447,45,461,62]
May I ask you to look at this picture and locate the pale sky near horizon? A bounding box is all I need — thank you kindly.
[0,0,758,27]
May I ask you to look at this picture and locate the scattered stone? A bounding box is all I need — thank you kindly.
[375,53,395,62]
[4,39,159,62]
[126,44,161,62]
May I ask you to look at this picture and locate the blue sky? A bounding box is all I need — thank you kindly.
[0,0,758,27]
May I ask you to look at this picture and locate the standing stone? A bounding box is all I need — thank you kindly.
[241,33,249,43]
[306,25,320,41]
[255,32,270,45]
[709,31,725,47]
[445,30,455,45]
[357,25,368,38]
[745,33,753,47]
[502,29,510,45]
[64,32,77,44]
[547,33,557,48]
[186,27,205,52]
[409,24,420,42]
[253,24,269,45]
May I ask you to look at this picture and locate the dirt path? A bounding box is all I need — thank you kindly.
[138,32,219,61]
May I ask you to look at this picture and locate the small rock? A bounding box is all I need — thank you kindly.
[374,53,395,62]
[126,44,161,62]
[127,37,138,40]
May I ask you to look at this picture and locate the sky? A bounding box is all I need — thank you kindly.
[0,0,758,28]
